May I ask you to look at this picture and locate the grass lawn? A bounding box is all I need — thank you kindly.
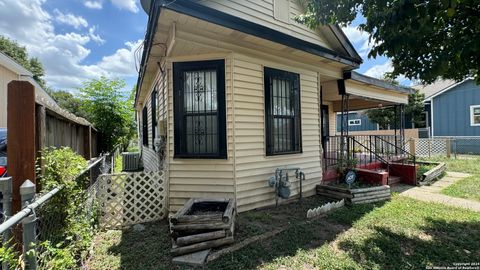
[87,195,480,270]
[422,156,480,202]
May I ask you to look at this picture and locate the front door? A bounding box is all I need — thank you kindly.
[321,105,329,155]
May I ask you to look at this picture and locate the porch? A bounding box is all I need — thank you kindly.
[320,72,417,185]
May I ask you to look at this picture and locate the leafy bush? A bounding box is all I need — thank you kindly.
[0,240,21,269]
[37,147,96,269]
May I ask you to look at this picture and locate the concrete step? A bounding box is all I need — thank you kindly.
[388,176,402,185]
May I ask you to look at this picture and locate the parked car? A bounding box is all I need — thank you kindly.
[0,128,6,177]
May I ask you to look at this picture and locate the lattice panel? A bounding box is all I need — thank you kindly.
[97,171,167,229]
[414,139,448,157]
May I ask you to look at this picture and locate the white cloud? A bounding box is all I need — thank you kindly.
[89,26,106,45]
[0,0,142,90]
[364,61,393,79]
[363,60,413,86]
[53,9,88,29]
[97,40,143,76]
[84,0,138,13]
[110,0,139,13]
[342,25,371,58]
[84,1,103,9]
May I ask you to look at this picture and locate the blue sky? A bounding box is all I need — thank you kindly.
[0,0,406,94]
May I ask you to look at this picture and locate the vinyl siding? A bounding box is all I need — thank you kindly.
[196,0,333,49]
[432,80,480,137]
[0,64,19,128]
[141,70,165,172]
[232,53,322,212]
[167,56,235,212]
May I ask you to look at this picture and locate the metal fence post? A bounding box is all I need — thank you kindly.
[0,177,13,270]
[20,180,37,270]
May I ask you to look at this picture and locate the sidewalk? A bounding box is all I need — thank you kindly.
[392,172,480,212]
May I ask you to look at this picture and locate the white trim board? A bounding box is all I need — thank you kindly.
[470,105,480,126]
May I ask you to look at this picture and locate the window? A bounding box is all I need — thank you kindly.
[348,119,361,126]
[264,67,302,155]
[173,59,226,158]
[151,89,157,146]
[471,105,480,126]
[142,107,148,146]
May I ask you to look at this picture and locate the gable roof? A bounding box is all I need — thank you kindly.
[136,0,363,105]
[0,51,33,77]
[140,0,361,64]
[415,79,473,101]
[413,79,457,100]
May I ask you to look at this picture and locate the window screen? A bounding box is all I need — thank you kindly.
[173,60,226,158]
[265,67,302,155]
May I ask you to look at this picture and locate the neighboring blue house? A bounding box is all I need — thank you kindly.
[335,112,377,132]
[423,79,480,137]
[336,79,480,137]
[421,79,480,154]
[336,111,415,133]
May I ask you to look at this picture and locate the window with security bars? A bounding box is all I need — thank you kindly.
[173,60,227,158]
[264,67,302,155]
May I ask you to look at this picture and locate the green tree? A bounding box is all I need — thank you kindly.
[0,35,46,87]
[48,90,89,119]
[365,107,396,130]
[366,90,425,129]
[298,0,480,84]
[79,77,135,152]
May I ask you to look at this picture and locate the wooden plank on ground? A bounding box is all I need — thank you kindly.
[176,230,226,247]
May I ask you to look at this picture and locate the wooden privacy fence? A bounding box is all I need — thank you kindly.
[97,171,167,229]
[7,80,99,213]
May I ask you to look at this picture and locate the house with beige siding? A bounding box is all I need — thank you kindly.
[0,51,34,128]
[134,0,414,213]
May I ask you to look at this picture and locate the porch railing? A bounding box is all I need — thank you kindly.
[323,135,415,170]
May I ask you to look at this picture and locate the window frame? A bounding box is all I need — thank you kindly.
[264,67,302,156]
[173,59,227,159]
[471,105,480,126]
[142,106,148,146]
[348,119,361,126]
[151,89,157,147]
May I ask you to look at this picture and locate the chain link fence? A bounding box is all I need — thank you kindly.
[0,154,108,270]
[411,137,480,157]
